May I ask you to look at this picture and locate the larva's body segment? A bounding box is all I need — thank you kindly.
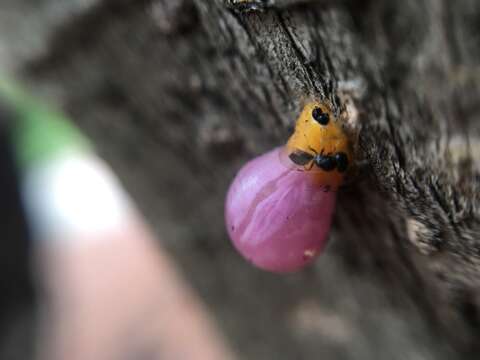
[225,148,336,273]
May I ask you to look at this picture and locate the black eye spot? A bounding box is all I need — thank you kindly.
[289,150,314,166]
[335,152,349,173]
[312,107,329,125]
[315,155,336,171]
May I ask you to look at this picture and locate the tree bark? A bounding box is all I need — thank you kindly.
[12,0,480,358]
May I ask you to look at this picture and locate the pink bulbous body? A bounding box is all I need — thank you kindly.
[225,147,337,273]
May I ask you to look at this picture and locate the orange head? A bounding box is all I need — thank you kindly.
[284,100,352,188]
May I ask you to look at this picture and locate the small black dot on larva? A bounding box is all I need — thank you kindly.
[312,107,329,125]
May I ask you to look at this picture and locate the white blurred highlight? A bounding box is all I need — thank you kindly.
[22,151,132,243]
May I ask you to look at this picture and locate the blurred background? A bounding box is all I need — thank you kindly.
[1,0,479,359]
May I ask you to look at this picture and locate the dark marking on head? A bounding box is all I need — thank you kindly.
[312,107,329,125]
[315,155,336,171]
[289,150,314,166]
[335,152,349,172]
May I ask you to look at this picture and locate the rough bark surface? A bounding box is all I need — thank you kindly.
[2,0,480,358]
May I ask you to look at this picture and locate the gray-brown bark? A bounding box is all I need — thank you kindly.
[4,0,480,358]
